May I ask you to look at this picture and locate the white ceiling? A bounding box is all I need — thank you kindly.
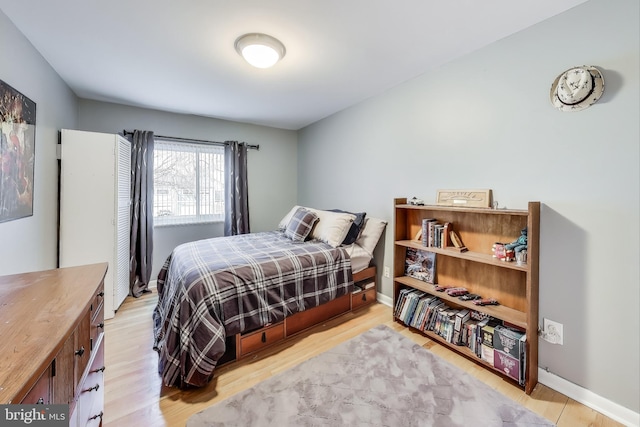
[0,0,587,130]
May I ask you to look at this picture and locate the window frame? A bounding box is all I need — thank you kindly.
[152,138,225,227]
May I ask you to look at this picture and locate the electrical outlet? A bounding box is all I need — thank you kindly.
[383,266,390,278]
[542,318,563,345]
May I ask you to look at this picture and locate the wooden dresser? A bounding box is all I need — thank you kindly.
[0,263,108,426]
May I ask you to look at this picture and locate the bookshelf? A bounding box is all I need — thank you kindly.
[392,198,540,394]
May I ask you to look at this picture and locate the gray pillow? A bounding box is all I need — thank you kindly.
[329,209,366,245]
[284,208,319,242]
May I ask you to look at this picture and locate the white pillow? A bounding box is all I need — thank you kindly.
[306,208,356,248]
[356,217,388,256]
[278,205,301,230]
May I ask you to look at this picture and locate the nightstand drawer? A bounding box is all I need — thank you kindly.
[238,322,285,357]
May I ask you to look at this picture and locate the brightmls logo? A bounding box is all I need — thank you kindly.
[0,405,68,427]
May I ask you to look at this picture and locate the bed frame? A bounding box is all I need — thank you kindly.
[219,266,377,363]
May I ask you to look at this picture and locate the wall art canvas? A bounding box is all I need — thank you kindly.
[0,80,36,223]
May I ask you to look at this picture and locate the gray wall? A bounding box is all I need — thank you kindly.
[297,0,639,415]
[0,10,78,275]
[78,100,298,279]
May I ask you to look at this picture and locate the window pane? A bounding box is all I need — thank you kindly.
[153,139,225,225]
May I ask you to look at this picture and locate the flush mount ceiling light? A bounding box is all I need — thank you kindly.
[234,33,286,69]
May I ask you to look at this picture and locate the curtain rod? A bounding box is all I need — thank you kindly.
[122,130,259,151]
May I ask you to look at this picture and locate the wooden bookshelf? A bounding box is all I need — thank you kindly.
[392,198,540,394]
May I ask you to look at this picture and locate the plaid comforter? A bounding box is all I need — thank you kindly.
[152,231,353,387]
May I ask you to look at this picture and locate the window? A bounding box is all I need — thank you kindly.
[153,139,225,226]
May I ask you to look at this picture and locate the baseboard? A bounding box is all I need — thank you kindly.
[376,293,393,307]
[538,369,639,427]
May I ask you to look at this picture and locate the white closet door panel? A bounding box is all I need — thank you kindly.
[115,202,130,310]
[60,130,131,319]
[114,136,131,311]
[117,137,131,198]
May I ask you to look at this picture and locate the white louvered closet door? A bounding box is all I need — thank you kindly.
[60,130,132,319]
[115,136,131,312]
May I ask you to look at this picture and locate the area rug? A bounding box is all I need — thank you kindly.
[187,325,554,427]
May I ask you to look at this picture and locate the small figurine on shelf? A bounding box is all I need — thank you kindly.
[492,243,515,261]
[505,227,528,253]
[409,196,425,206]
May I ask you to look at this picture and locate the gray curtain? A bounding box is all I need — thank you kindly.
[224,141,250,236]
[128,130,154,297]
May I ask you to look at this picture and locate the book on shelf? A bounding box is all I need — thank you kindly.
[405,248,436,284]
[433,224,444,248]
[442,222,451,248]
[405,291,426,325]
[494,325,527,385]
[494,325,525,358]
[475,318,490,357]
[494,349,522,384]
[394,288,413,318]
[418,297,438,330]
[399,290,417,322]
[394,288,426,325]
[428,221,437,247]
[422,299,444,332]
[421,218,436,246]
[463,319,480,353]
[481,344,495,366]
[453,309,471,345]
[412,295,437,330]
[481,324,497,348]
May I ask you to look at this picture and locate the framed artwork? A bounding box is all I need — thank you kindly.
[436,189,492,208]
[0,79,36,223]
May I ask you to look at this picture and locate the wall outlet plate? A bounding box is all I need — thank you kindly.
[543,318,564,345]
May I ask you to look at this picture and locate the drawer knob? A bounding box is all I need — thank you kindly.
[91,366,106,374]
[98,291,104,298]
[261,332,266,343]
[362,293,367,301]
[36,397,44,404]
[74,346,85,357]
[89,411,103,421]
[84,383,100,393]
[98,323,104,330]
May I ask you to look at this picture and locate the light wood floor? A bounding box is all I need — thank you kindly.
[104,292,622,427]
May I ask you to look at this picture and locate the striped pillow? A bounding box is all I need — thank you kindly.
[284,208,319,242]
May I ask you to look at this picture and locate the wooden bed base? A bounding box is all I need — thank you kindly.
[220,266,377,363]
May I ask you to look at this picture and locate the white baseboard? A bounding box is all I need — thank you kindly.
[376,293,393,307]
[538,369,639,427]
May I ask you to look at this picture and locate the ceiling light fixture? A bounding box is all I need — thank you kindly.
[234,33,286,69]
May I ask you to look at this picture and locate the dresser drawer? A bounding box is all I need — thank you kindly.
[20,366,51,404]
[76,336,105,427]
[75,309,92,386]
[352,287,376,310]
[91,288,105,320]
[90,302,104,352]
[237,322,284,357]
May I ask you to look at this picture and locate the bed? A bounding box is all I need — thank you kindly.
[152,206,387,387]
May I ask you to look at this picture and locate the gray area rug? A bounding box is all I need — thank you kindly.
[187,325,555,426]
